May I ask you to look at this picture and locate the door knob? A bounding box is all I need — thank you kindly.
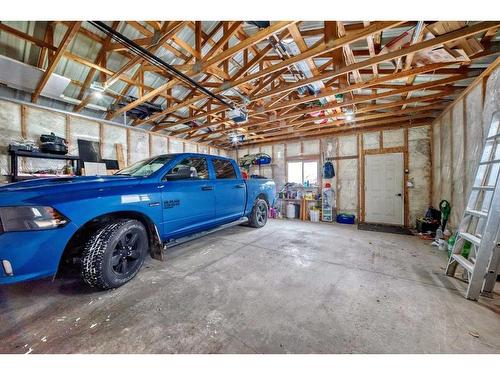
[396,193,402,197]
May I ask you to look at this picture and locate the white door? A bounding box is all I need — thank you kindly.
[365,153,404,225]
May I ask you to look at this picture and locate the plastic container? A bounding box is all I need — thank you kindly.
[336,213,355,224]
[269,207,277,219]
[447,233,456,258]
[310,210,320,222]
[461,241,472,259]
[447,233,471,258]
[286,203,296,219]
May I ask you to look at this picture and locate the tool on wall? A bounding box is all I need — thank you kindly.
[445,111,500,300]
[323,161,335,179]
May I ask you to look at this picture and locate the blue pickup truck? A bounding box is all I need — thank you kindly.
[0,153,275,289]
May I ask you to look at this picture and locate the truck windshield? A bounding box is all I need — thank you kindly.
[115,155,174,177]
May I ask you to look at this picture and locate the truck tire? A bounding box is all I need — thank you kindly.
[81,219,148,289]
[248,198,269,228]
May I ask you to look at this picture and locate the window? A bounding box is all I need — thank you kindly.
[303,161,318,184]
[163,157,208,180]
[287,160,318,185]
[287,162,302,184]
[213,158,237,179]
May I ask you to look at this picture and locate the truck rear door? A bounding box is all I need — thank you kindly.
[210,157,246,223]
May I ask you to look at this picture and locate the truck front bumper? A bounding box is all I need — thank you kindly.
[0,222,79,285]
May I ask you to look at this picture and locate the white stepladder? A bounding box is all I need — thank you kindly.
[445,111,500,300]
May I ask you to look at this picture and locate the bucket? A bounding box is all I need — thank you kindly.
[310,210,320,222]
[286,203,296,219]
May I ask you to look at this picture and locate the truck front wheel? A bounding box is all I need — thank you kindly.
[81,219,148,289]
[248,199,268,228]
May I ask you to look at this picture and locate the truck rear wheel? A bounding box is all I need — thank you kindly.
[248,198,268,228]
[81,219,148,289]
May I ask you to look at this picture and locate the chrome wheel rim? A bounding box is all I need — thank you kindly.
[256,202,268,226]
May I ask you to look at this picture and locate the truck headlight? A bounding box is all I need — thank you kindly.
[0,206,69,232]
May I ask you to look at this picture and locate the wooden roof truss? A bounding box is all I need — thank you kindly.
[0,20,498,147]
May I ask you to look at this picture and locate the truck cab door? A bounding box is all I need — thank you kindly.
[210,157,246,223]
[160,156,215,239]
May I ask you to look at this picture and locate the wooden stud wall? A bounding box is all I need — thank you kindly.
[359,134,365,222]
[1,98,225,175]
[65,51,490,227]
[430,60,499,228]
[403,128,409,227]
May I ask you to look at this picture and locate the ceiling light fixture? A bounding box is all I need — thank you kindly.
[229,132,245,146]
[344,109,355,122]
[90,81,106,93]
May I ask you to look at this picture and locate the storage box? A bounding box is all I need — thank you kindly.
[416,217,440,233]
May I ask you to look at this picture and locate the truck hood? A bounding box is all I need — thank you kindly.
[0,175,143,206]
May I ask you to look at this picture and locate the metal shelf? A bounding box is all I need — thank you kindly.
[8,149,81,183]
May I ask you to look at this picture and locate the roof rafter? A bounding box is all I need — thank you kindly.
[106,21,295,121]
[137,21,402,127]
[32,21,81,103]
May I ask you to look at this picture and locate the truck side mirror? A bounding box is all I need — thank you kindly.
[164,166,192,181]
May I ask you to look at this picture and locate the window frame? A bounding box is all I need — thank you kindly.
[286,158,319,185]
[211,157,238,180]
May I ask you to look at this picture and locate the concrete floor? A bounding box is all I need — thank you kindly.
[1,219,499,354]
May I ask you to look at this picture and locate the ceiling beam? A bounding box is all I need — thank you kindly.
[183,74,473,135]
[242,113,436,144]
[251,22,499,104]
[127,21,152,37]
[32,22,81,103]
[242,105,444,140]
[138,21,403,127]
[229,117,433,147]
[201,21,243,62]
[104,21,187,87]
[0,22,57,51]
[74,21,120,112]
[183,91,453,140]
[106,21,295,120]
[169,62,459,135]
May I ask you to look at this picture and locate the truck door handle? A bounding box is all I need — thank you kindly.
[396,193,402,197]
[201,185,214,191]
[235,184,245,188]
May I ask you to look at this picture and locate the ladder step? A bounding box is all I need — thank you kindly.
[472,185,495,191]
[486,133,500,141]
[458,232,481,246]
[465,209,488,218]
[451,254,474,273]
[479,159,500,165]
